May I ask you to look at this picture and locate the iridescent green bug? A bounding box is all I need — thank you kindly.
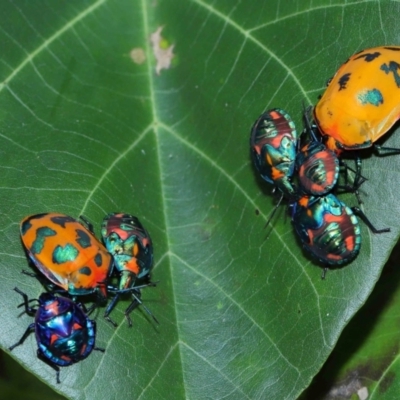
[101,213,157,327]
[250,108,298,198]
[292,194,390,278]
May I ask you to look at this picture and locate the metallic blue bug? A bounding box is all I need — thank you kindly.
[101,213,158,327]
[292,194,361,265]
[9,288,104,383]
[292,194,390,278]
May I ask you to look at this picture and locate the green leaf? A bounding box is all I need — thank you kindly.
[1,1,400,399]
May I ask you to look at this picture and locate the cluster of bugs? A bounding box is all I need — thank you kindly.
[9,212,156,383]
[250,45,400,277]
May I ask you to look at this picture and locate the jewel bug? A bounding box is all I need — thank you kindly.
[9,288,104,383]
[292,193,390,278]
[101,213,157,327]
[250,108,298,198]
[314,46,400,155]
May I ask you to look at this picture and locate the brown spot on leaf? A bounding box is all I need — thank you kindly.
[150,26,175,75]
[130,48,146,64]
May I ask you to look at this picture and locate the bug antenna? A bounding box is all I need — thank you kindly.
[302,103,318,142]
[264,192,284,230]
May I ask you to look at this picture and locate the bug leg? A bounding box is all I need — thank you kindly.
[374,145,400,156]
[85,287,108,316]
[352,156,365,190]
[21,270,64,294]
[37,349,61,384]
[9,323,35,351]
[351,207,391,233]
[129,281,158,291]
[12,287,38,315]
[302,104,320,143]
[124,298,140,327]
[79,215,95,234]
[125,290,159,327]
[104,315,118,327]
[321,267,328,280]
[336,157,366,204]
[21,270,37,278]
[325,77,333,87]
[17,298,38,311]
[103,293,120,327]
[340,157,366,188]
[21,269,49,287]
[73,300,89,314]
[85,303,97,316]
[91,321,105,352]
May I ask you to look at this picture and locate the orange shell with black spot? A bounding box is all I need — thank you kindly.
[314,46,400,150]
[20,213,112,298]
